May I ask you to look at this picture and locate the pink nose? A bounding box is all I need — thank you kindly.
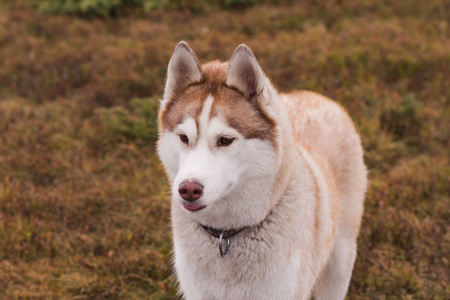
[178,181,204,202]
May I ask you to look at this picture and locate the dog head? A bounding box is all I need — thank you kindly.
[157,42,284,229]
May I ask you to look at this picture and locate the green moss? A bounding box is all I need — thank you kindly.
[95,97,159,145]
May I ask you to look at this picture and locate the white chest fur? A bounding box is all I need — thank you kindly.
[171,157,323,300]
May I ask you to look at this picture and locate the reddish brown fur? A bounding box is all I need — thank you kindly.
[160,61,276,143]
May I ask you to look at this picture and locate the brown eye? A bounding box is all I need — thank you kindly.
[179,134,189,144]
[217,136,235,147]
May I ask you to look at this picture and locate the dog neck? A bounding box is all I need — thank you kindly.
[200,224,246,239]
[199,203,278,257]
[199,223,248,257]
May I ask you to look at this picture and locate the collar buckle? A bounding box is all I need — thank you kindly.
[218,230,231,257]
[200,225,246,257]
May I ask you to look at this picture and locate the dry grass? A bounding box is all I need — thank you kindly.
[0,0,449,298]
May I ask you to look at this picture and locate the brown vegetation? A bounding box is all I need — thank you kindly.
[0,0,448,298]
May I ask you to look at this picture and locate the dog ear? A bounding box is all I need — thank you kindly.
[226,44,265,100]
[163,41,204,102]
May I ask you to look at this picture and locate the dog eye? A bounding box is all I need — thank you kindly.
[217,136,235,147]
[179,134,189,145]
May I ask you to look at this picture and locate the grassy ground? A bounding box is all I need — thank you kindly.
[0,1,449,299]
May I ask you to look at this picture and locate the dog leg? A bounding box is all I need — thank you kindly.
[313,236,358,300]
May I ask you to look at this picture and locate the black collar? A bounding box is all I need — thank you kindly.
[199,209,274,256]
[200,224,246,239]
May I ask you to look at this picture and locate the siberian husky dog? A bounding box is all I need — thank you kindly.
[157,41,367,300]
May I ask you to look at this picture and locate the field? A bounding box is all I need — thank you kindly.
[0,0,449,299]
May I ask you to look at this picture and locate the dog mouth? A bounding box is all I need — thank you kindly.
[182,203,206,212]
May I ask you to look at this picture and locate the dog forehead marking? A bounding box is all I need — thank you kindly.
[199,95,214,133]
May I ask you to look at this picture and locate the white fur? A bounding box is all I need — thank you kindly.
[159,94,279,230]
[158,42,367,300]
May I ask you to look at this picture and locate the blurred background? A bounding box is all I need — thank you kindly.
[0,0,448,298]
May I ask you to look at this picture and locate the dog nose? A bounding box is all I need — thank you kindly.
[178,180,203,202]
